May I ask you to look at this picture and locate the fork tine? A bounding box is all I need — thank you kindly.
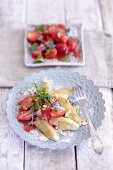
[74,85,86,98]
[79,86,85,97]
[78,85,84,96]
[74,86,79,97]
[76,85,81,97]
[77,85,83,97]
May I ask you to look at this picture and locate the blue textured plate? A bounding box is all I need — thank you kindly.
[6,70,105,149]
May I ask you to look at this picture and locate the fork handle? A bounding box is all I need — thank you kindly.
[85,111,104,155]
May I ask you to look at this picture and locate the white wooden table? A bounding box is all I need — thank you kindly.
[0,0,113,170]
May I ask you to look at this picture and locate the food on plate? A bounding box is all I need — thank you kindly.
[35,119,59,141]
[49,117,79,130]
[16,79,86,141]
[54,88,73,99]
[27,24,81,63]
[58,97,82,125]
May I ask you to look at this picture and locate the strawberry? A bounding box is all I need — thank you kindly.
[18,96,33,110]
[32,50,42,59]
[50,110,65,118]
[17,110,32,122]
[67,38,78,51]
[27,31,39,43]
[44,48,57,59]
[56,43,67,54]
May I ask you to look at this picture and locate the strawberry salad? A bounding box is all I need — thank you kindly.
[27,24,81,63]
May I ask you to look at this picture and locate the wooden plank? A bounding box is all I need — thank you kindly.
[65,0,103,30]
[25,146,76,170]
[27,0,65,25]
[0,89,24,170]
[25,1,76,170]
[99,0,113,86]
[77,88,113,170]
[99,0,113,33]
[0,0,26,28]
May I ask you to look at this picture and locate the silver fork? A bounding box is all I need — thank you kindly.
[74,85,104,155]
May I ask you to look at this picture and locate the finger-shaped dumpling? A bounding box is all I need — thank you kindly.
[35,119,59,141]
[54,88,73,99]
[58,97,82,125]
[49,117,79,131]
[42,79,53,91]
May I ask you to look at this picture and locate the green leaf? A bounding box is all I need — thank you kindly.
[29,43,38,52]
[30,83,52,106]
[45,40,54,48]
[62,56,71,62]
[30,105,35,114]
[33,58,45,63]
[34,105,39,110]
[35,25,47,32]
[29,102,34,107]
[45,49,50,55]
[30,102,39,113]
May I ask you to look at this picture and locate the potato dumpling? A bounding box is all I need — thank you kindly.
[42,79,53,91]
[54,88,73,99]
[35,119,59,141]
[49,117,79,131]
[58,97,82,125]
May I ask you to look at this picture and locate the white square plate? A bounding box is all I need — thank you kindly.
[24,24,85,67]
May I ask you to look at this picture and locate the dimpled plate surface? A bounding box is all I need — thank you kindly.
[6,70,105,149]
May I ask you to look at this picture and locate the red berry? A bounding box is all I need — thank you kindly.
[67,38,78,51]
[27,31,39,43]
[32,50,42,59]
[56,43,67,54]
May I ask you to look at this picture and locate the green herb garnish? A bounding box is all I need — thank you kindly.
[45,49,50,55]
[29,43,38,52]
[45,40,54,48]
[29,101,40,114]
[32,84,52,105]
[30,103,36,114]
[62,56,71,62]
[33,57,45,63]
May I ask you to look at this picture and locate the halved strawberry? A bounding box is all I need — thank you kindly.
[56,43,67,54]
[32,49,42,59]
[41,103,51,120]
[54,34,68,43]
[27,31,39,43]
[17,110,32,122]
[18,96,33,110]
[50,110,65,118]
[44,48,57,59]
[67,38,78,51]
[48,25,58,35]
[48,25,65,40]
